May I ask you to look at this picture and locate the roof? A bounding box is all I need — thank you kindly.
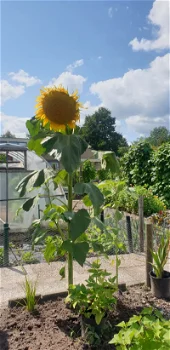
[0,143,27,152]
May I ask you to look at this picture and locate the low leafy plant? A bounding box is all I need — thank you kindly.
[117,186,165,216]
[66,260,117,325]
[43,235,65,262]
[97,169,112,181]
[0,247,4,265]
[109,307,170,350]
[84,321,112,346]
[21,251,39,264]
[151,233,170,278]
[151,211,170,227]
[23,277,37,312]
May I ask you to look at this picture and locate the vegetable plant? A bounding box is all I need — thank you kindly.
[87,220,126,287]
[109,307,170,350]
[66,260,117,325]
[21,251,39,264]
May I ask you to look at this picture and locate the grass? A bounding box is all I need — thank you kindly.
[23,277,37,312]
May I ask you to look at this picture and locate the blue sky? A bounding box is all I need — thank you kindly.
[1,0,169,142]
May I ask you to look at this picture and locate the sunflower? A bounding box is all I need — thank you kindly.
[35,86,82,131]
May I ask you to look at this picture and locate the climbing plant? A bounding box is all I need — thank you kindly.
[151,142,170,206]
[122,141,153,187]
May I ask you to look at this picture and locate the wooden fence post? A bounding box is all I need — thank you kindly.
[126,215,133,253]
[146,223,153,288]
[138,196,144,252]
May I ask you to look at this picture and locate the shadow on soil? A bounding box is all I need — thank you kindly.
[55,300,144,349]
[0,330,9,350]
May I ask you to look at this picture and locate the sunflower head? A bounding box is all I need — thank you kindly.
[35,86,82,132]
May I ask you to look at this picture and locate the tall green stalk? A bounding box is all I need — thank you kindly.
[68,172,73,286]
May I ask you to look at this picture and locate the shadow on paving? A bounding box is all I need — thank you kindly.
[0,330,9,350]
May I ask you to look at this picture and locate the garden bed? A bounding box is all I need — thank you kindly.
[1,285,170,350]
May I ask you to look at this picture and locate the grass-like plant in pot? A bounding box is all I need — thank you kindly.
[66,260,117,335]
[150,232,170,299]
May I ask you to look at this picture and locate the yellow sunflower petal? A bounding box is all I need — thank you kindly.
[35,85,83,131]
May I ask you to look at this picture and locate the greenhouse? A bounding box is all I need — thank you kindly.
[0,143,66,264]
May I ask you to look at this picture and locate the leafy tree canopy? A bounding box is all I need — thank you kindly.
[133,127,170,148]
[81,107,128,154]
[1,130,16,138]
[147,126,170,147]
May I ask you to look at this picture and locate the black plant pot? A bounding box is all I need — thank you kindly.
[150,270,170,299]
[80,313,107,337]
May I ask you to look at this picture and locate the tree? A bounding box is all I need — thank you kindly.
[147,126,170,147]
[1,130,16,138]
[117,145,129,157]
[81,107,128,154]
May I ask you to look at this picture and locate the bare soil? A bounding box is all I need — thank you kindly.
[0,285,170,350]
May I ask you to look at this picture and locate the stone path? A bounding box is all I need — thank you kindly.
[0,253,169,308]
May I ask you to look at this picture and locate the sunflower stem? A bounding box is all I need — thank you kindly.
[68,172,73,287]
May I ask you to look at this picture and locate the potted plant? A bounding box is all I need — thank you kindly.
[150,233,170,299]
[66,260,117,335]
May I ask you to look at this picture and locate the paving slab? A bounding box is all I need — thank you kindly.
[0,253,169,309]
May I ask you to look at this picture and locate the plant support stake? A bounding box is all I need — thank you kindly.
[138,196,144,252]
[126,215,133,253]
[4,223,9,266]
[68,173,73,286]
[146,223,153,288]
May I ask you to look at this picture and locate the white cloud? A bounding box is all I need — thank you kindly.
[9,69,42,87]
[129,0,170,51]
[126,115,169,134]
[66,59,84,72]
[48,71,87,93]
[89,53,169,135]
[0,112,28,137]
[108,7,113,18]
[0,80,25,105]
